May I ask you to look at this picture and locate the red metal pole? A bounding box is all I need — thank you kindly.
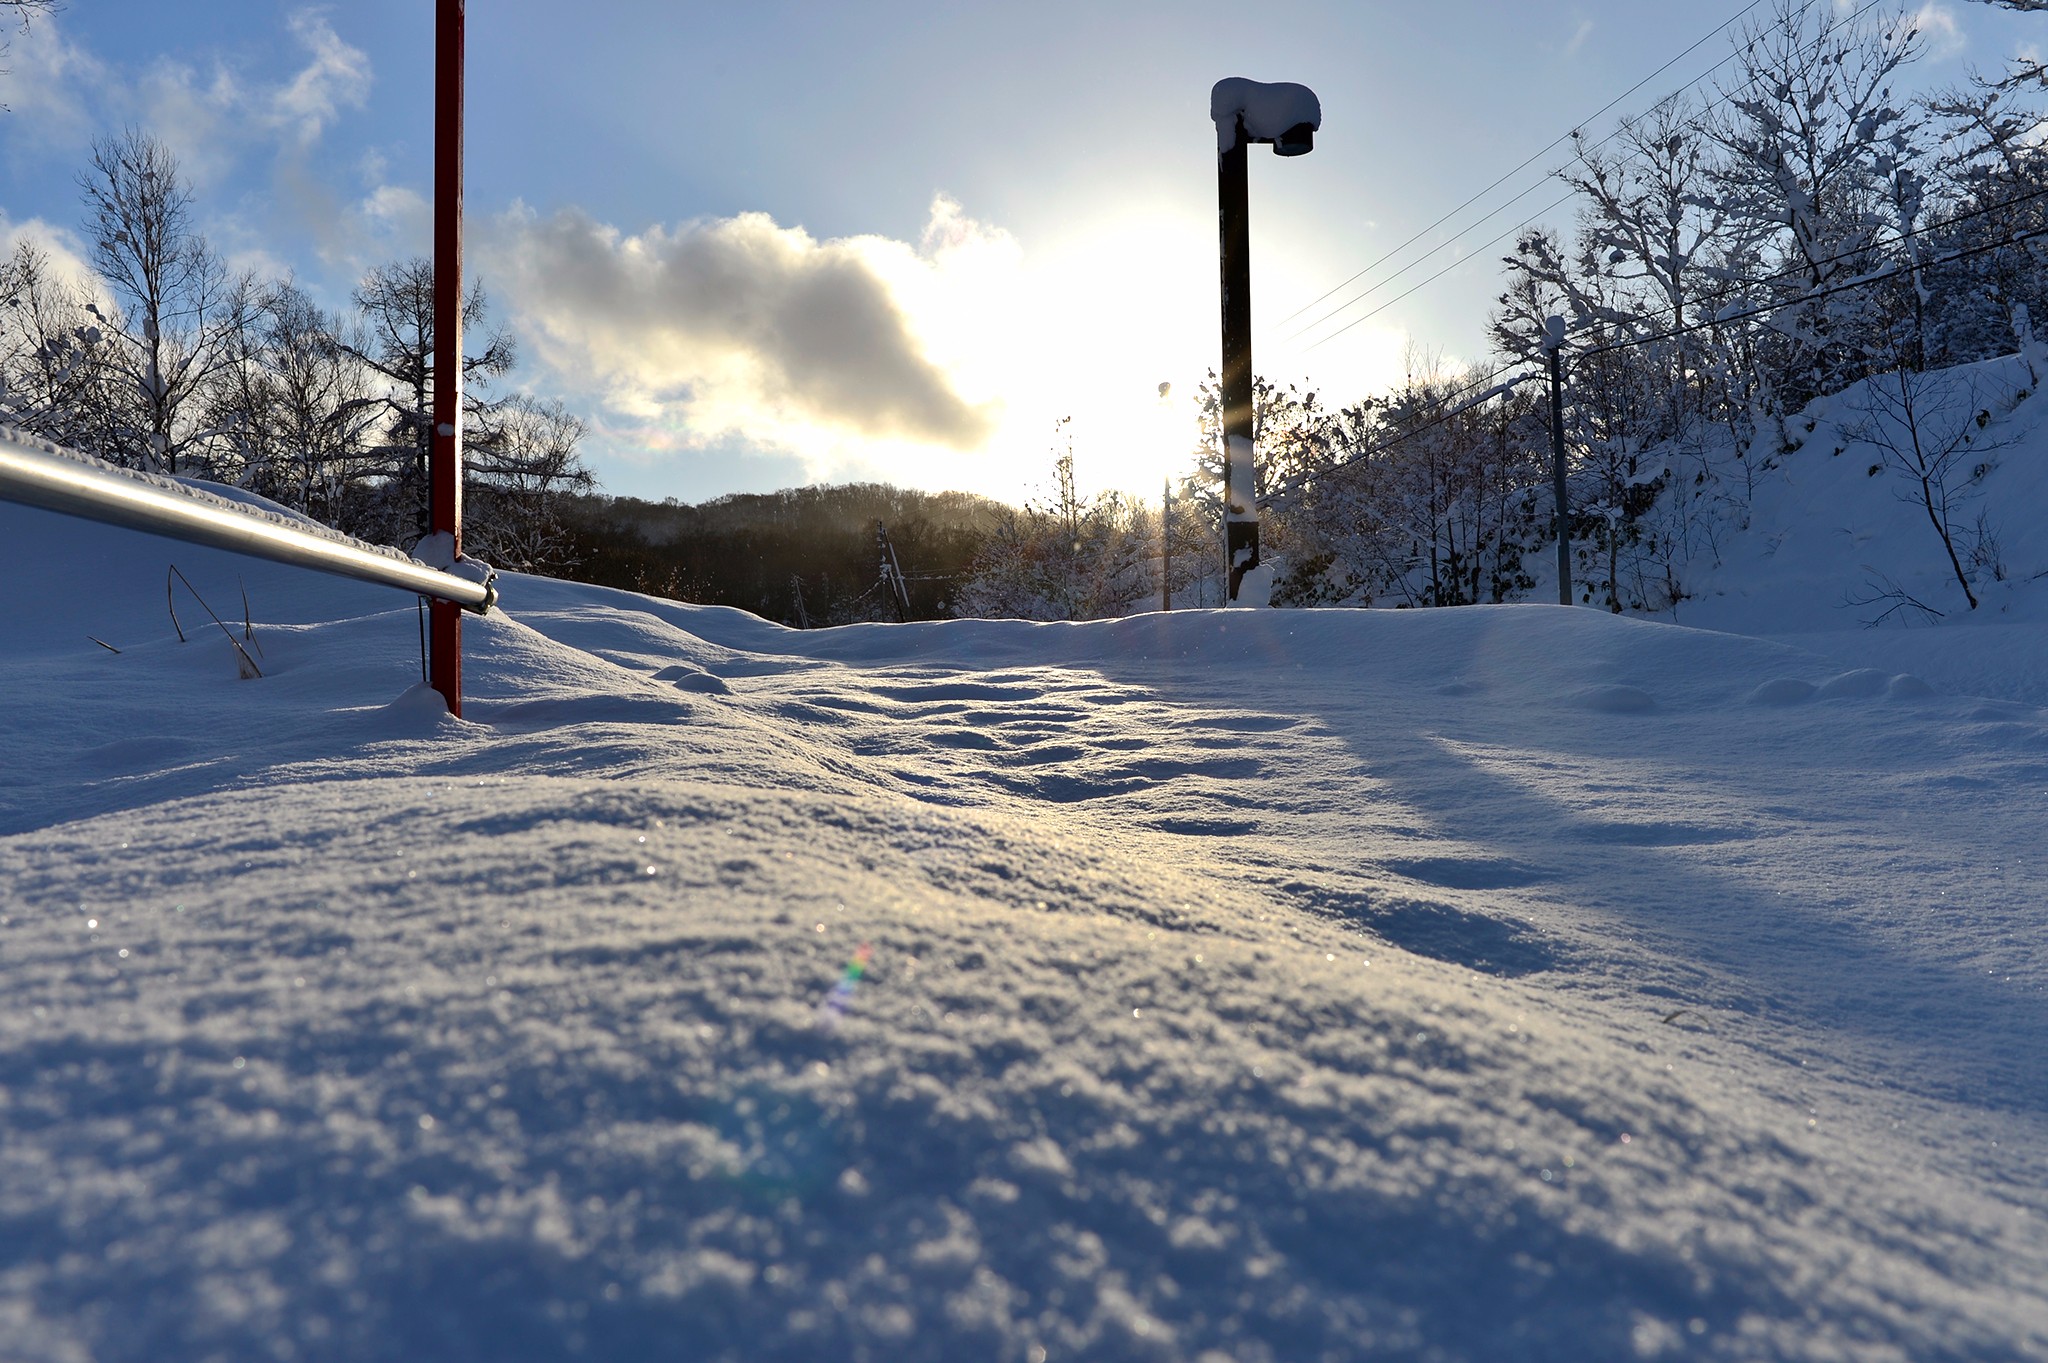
[430,0,465,714]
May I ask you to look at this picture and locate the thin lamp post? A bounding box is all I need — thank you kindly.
[1162,475,1173,612]
[1157,380,1175,613]
[1211,77,1319,602]
[430,0,466,713]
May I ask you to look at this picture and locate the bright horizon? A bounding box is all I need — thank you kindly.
[1,0,2039,505]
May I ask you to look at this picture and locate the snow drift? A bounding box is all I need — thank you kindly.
[1,481,2045,1361]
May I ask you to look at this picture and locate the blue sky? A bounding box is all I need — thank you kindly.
[2,1,2040,504]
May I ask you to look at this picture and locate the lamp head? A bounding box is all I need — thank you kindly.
[1273,121,1316,157]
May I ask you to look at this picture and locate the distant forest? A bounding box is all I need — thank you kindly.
[557,483,1007,627]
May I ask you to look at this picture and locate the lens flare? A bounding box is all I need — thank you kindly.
[817,943,873,1032]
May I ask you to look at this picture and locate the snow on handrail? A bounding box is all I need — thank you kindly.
[0,427,496,613]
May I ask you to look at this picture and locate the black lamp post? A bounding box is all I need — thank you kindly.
[1211,77,1319,602]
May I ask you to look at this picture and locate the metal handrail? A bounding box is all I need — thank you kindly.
[0,428,496,613]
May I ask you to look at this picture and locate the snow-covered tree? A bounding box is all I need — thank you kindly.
[1705,1,1924,400]
[956,419,1160,620]
[0,237,122,452]
[1919,68,2048,366]
[462,393,595,574]
[1282,361,1547,609]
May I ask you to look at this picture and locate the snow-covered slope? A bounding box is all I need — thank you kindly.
[1626,354,2048,637]
[2,487,2045,1362]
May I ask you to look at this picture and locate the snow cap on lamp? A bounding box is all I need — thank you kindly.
[1211,77,1321,155]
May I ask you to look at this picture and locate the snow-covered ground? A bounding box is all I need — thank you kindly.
[4,450,2047,1360]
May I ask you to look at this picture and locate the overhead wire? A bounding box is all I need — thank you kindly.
[1263,355,1544,508]
[1235,0,2041,511]
[1268,0,1777,334]
[1275,200,2048,502]
[1295,186,1576,353]
[1274,0,1911,356]
[1525,178,2048,354]
[1576,217,2048,358]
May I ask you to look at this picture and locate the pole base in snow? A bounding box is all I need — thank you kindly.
[430,599,462,717]
[1226,520,1259,602]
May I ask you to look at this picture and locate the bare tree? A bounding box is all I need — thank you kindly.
[77,129,253,474]
[0,0,59,110]
[204,280,386,528]
[340,257,515,542]
[1849,367,2015,611]
[0,0,57,27]
[463,393,595,573]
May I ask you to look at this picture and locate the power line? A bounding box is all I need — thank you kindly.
[1576,218,2048,358]
[1527,178,2048,355]
[1265,356,1541,506]
[1278,0,1909,355]
[1314,106,2028,363]
[1296,186,1577,354]
[1275,211,2048,503]
[1270,0,1776,336]
[1244,16,2048,511]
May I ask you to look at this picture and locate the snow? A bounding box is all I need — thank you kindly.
[1629,356,2048,636]
[1230,560,1275,607]
[4,445,2048,1359]
[1210,78,1321,153]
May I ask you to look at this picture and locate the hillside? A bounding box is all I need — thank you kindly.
[1599,353,2048,634]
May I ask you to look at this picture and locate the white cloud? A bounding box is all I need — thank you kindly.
[1911,2,1967,60]
[131,10,371,190]
[355,184,430,246]
[0,212,108,306]
[0,13,109,153]
[2,7,393,302]
[0,8,369,191]
[483,196,1006,477]
[269,10,372,151]
[133,56,242,188]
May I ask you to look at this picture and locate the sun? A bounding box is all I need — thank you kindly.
[952,206,1221,502]
[870,197,1415,508]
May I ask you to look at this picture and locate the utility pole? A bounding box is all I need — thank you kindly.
[1542,315,1572,607]
[1211,78,1319,602]
[876,521,911,622]
[429,0,466,711]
